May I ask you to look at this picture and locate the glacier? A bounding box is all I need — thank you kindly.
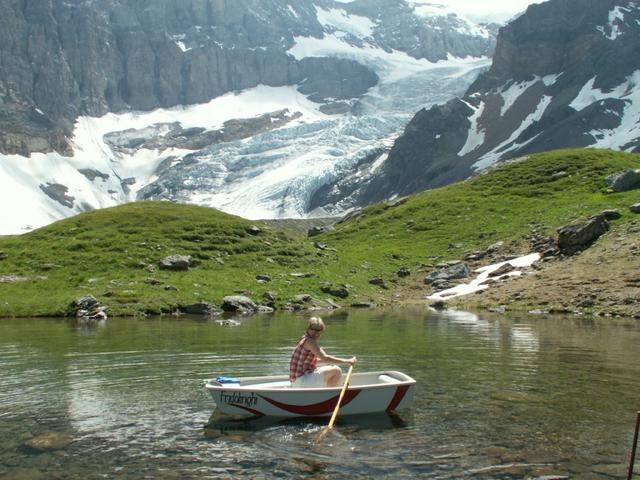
[0,4,493,235]
[0,57,489,235]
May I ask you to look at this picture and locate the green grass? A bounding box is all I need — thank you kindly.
[0,148,638,317]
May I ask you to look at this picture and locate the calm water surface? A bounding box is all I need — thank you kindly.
[1,309,639,479]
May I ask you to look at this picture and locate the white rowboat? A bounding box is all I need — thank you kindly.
[205,370,416,417]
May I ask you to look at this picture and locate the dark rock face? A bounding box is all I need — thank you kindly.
[557,214,610,254]
[0,0,495,157]
[39,183,75,209]
[297,57,378,103]
[359,0,640,204]
[106,109,301,155]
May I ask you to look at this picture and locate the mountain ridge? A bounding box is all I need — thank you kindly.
[356,0,640,204]
[0,0,496,157]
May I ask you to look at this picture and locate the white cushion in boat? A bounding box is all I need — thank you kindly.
[378,374,401,384]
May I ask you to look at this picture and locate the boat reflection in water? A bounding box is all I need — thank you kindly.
[204,410,410,440]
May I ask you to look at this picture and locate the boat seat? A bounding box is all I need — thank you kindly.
[378,374,401,384]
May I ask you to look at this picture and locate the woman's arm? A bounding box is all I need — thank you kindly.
[306,339,356,365]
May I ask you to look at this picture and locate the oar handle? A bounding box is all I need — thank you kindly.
[327,364,354,430]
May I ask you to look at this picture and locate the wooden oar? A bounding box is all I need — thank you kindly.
[628,411,640,480]
[315,364,354,442]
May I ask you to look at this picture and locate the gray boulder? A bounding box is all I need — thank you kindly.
[285,294,340,311]
[221,295,258,313]
[180,302,220,316]
[598,209,621,220]
[464,250,486,261]
[262,291,277,308]
[557,214,610,254]
[320,284,349,298]
[159,255,192,271]
[369,277,388,289]
[246,225,262,236]
[488,263,515,278]
[397,267,411,278]
[308,226,333,237]
[424,262,471,285]
[68,295,107,322]
[606,170,640,192]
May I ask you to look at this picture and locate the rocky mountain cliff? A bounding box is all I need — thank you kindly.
[0,0,497,234]
[0,0,496,156]
[349,0,640,204]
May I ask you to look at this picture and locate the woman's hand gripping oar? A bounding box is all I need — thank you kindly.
[315,364,355,443]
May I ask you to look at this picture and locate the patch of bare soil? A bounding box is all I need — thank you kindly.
[398,220,640,319]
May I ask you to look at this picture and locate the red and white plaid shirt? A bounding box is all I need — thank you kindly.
[289,333,318,382]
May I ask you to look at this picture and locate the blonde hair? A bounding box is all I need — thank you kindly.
[308,317,325,331]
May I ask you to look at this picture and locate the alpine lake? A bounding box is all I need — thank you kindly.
[1,308,639,479]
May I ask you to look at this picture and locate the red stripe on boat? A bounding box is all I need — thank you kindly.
[259,389,361,415]
[229,403,265,417]
[386,385,410,412]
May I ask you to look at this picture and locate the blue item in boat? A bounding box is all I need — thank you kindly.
[216,376,240,384]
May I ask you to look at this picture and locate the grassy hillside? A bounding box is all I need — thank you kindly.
[0,148,638,317]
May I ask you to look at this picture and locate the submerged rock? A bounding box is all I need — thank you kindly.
[24,432,73,452]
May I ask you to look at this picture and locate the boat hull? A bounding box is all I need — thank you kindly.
[205,370,416,418]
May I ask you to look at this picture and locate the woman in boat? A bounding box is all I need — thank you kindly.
[289,316,357,388]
